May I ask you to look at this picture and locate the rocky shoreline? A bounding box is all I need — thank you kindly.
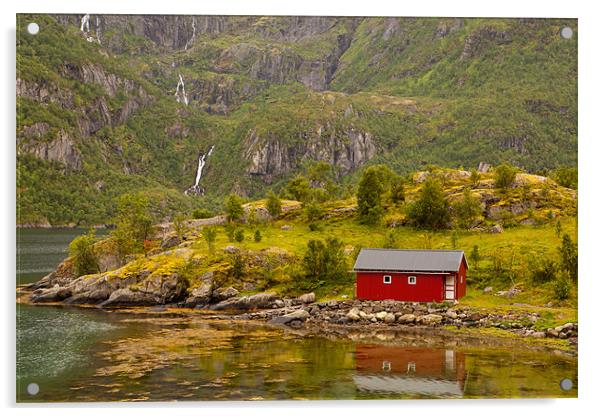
[21,281,578,346]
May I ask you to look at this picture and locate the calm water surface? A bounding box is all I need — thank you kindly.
[16,229,577,402]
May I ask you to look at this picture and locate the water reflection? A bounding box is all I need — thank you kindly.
[354,344,466,397]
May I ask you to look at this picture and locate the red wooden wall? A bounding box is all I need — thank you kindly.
[356,271,446,302]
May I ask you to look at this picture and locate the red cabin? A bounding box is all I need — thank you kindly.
[353,249,468,302]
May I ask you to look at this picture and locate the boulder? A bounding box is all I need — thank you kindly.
[384,313,396,323]
[490,224,504,234]
[375,311,388,321]
[483,286,493,293]
[223,245,240,254]
[269,309,310,325]
[445,310,458,319]
[210,292,277,311]
[99,288,156,307]
[30,285,72,303]
[280,225,292,230]
[184,272,214,307]
[297,292,316,304]
[212,286,239,302]
[160,234,181,250]
[398,314,416,324]
[420,314,443,326]
[346,308,361,321]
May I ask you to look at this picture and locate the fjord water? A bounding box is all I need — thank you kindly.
[17,229,577,401]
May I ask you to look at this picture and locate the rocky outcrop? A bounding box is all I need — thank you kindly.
[460,25,512,60]
[244,126,377,182]
[20,130,82,170]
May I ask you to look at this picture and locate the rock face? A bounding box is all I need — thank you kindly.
[244,126,377,182]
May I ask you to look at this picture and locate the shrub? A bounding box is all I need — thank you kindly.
[301,237,348,287]
[406,178,451,230]
[266,190,282,218]
[552,166,577,189]
[225,193,244,222]
[469,168,481,187]
[469,245,481,270]
[453,188,481,229]
[553,270,572,300]
[201,227,217,252]
[234,228,245,242]
[494,163,518,191]
[192,208,213,219]
[308,222,323,232]
[68,229,99,276]
[286,176,311,202]
[304,201,324,223]
[224,223,236,242]
[229,253,245,279]
[531,258,557,284]
[383,230,397,249]
[173,213,187,240]
[254,229,262,242]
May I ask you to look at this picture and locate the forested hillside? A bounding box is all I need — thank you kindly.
[16,14,577,226]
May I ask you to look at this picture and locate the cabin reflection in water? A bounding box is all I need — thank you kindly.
[353,344,467,397]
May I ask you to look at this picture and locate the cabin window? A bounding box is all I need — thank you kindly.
[383,275,392,284]
[408,276,417,285]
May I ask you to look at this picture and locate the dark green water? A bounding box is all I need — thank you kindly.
[16,229,578,402]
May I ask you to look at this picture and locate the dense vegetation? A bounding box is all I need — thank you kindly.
[16,15,577,226]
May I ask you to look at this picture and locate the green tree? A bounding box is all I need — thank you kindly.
[302,238,347,284]
[304,201,324,223]
[553,270,572,300]
[494,163,518,191]
[111,194,154,259]
[286,176,311,202]
[301,237,348,286]
[357,165,393,224]
[173,213,187,240]
[266,190,282,218]
[552,166,577,189]
[225,193,244,222]
[383,230,397,249]
[453,188,482,229]
[469,168,481,187]
[450,229,459,249]
[558,233,578,281]
[68,229,99,276]
[201,227,217,253]
[254,229,262,242]
[234,228,245,242]
[406,178,451,229]
[389,177,405,205]
[224,223,236,242]
[469,245,481,270]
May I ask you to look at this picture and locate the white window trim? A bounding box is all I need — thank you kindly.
[383,275,392,284]
[408,276,417,285]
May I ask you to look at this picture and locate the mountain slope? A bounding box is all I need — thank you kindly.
[16,14,577,226]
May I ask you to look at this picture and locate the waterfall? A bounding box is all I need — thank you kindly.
[80,13,100,44]
[185,145,215,195]
[175,74,189,106]
[80,14,90,32]
[184,17,197,50]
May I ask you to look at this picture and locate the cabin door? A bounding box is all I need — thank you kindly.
[445,275,455,300]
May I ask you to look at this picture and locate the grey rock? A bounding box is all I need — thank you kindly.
[223,245,240,254]
[398,314,416,324]
[346,308,361,321]
[210,292,277,311]
[420,314,443,326]
[212,286,239,302]
[483,286,493,293]
[297,292,316,304]
[269,309,310,325]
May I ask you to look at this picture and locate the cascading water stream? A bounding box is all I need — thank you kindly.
[185,145,215,195]
[175,74,189,106]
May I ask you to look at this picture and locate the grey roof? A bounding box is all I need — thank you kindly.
[353,248,466,273]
